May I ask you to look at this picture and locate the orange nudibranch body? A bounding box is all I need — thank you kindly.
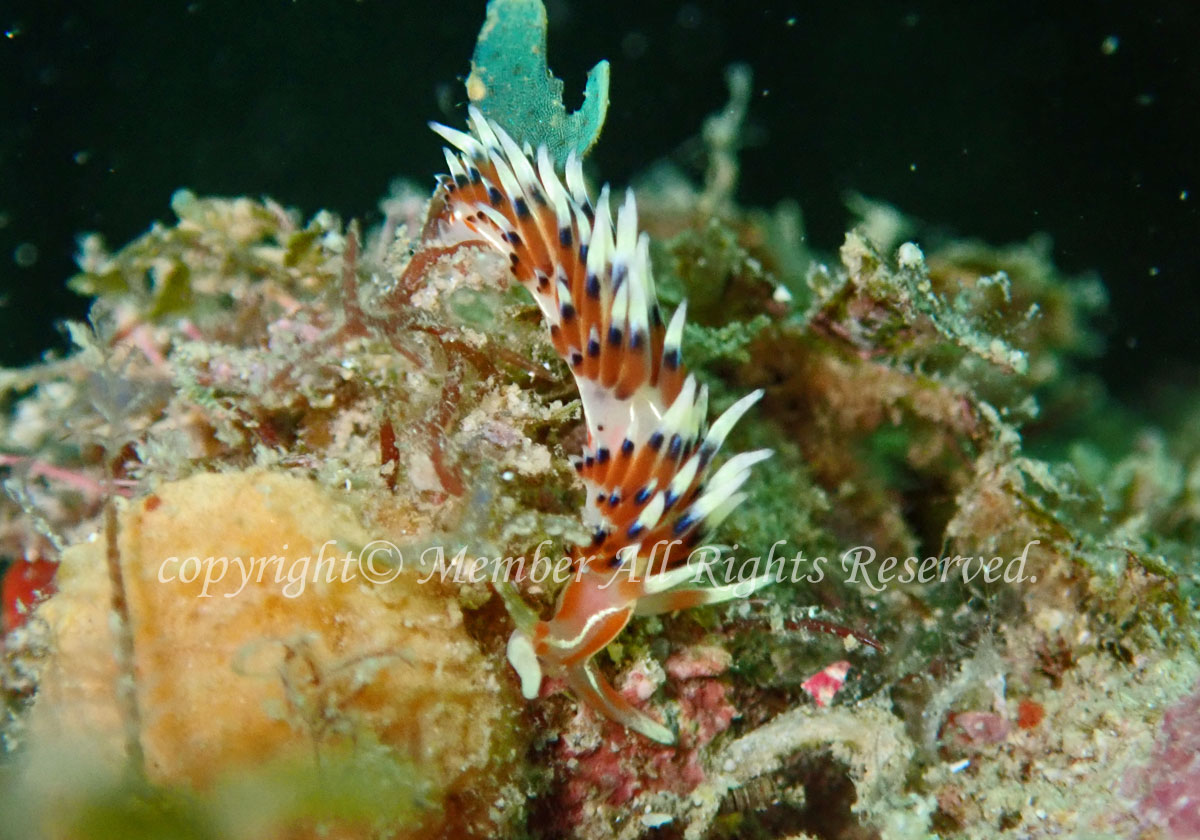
[426,107,772,744]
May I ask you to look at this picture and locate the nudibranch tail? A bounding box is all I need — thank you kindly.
[426,107,772,743]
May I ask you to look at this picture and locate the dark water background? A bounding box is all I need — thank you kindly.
[1,1,1196,407]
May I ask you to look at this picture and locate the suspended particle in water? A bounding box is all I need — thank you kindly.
[13,242,38,268]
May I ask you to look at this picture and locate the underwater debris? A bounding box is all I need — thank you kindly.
[683,696,917,840]
[697,63,754,219]
[800,660,852,708]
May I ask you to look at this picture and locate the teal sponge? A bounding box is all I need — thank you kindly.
[466,0,610,163]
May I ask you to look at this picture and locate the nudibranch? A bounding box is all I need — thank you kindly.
[425,107,773,744]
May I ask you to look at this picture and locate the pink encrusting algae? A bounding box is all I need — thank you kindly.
[1126,680,1200,838]
[424,107,774,743]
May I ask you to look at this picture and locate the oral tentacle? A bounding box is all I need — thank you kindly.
[565,662,675,745]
